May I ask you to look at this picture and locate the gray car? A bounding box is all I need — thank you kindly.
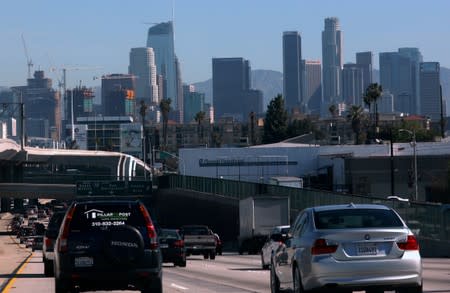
[271,203,422,293]
[261,225,290,269]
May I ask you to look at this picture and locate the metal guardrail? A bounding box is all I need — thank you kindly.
[165,174,450,246]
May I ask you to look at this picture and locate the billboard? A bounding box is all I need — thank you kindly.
[120,123,142,155]
[73,124,88,150]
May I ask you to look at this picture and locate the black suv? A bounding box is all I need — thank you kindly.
[53,199,162,293]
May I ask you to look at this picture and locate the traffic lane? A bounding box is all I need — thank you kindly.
[4,251,450,293]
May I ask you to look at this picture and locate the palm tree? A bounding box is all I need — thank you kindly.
[363,83,383,133]
[194,111,206,143]
[159,98,171,147]
[347,105,364,144]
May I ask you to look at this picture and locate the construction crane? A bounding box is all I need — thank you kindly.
[55,66,103,142]
[21,34,33,79]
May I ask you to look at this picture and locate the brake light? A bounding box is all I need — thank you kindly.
[311,238,338,255]
[174,239,184,248]
[44,237,53,248]
[397,235,419,250]
[57,206,76,253]
[139,203,158,249]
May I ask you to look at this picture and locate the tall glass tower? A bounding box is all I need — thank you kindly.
[322,17,343,109]
[283,31,302,111]
[129,47,159,105]
[147,22,178,108]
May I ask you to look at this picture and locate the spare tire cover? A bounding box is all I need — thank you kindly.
[104,225,145,266]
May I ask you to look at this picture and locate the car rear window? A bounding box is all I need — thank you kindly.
[180,226,209,235]
[69,202,145,231]
[314,208,404,229]
[160,229,180,239]
[47,212,65,231]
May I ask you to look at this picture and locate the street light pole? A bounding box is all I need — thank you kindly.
[399,129,418,201]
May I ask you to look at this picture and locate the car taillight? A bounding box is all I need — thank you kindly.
[311,238,338,255]
[174,239,184,248]
[397,235,419,250]
[57,206,76,253]
[44,237,53,248]
[139,203,158,249]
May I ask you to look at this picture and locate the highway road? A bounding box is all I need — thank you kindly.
[2,249,450,293]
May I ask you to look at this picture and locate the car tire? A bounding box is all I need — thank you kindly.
[141,277,162,293]
[203,253,209,259]
[104,225,145,266]
[176,259,187,267]
[261,252,269,270]
[270,264,281,293]
[44,258,54,277]
[293,265,306,293]
[210,251,216,260]
[396,284,423,293]
[55,278,71,293]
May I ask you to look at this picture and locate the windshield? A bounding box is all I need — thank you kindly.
[314,209,404,229]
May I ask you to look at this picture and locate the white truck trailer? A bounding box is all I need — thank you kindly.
[238,196,290,254]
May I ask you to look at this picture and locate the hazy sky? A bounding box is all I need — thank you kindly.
[1,0,449,88]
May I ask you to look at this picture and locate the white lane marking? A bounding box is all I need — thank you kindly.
[170,283,189,290]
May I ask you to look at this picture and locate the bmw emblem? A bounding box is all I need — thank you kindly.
[364,234,371,240]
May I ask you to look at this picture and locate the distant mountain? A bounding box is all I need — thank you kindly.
[192,69,283,109]
[192,66,450,113]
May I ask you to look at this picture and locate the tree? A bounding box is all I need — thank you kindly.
[328,104,338,118]
[287,118,313,138]
[347,105,364,144]
[262,94,288,144]
[159,98,171,147]
[363,83,383,134]
[194,111,206,143]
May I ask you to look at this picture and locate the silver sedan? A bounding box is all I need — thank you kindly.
[271,203,422,293]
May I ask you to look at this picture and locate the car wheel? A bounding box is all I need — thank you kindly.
[293,265,306,293]
[104,225,145,266]
[261,252,269,270]
[55,278,71,293]
[44,258,54,277]
[396,284,423,293]
[141,277,162,293]
[176,259,187,267]
[270,264,281,293]
[203,253,209,259]
[210,251,216,260]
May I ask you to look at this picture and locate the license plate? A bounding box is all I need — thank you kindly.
[74,256,94,267]
[160,244,169,248]
[357,244,377,255]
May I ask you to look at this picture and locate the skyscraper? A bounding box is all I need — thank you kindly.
[322,17,343,109]
[283,31,302,111]
[147,22,179,109]
[356,51,373,92]
[342,63,364,106]
[420,62,442,121]
[101,74,136,117]
[212,57,262,122]
[302,60,322,115]
[129,47,159,105]
[183,85,205,124]
[398,48,423,114]
[379,51,417,114]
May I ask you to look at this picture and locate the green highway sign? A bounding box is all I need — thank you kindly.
[76,181,152,196]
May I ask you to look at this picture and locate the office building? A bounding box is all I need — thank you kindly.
[342,63,364,106]
[356,51,373,92]
[420,62,442,121]
[147,22,179,109]
[129,47,159,105]
[322,17,343,109]
[12,70,60,140]
[175,56,184,123]
[101,74,136,117]
[399,48,423,114]
[378,91,394,114]
[283,31,302,111]
[212,58,262,122]
[302,60,322,115]
[64,86,95,139]
[183,85,205,124]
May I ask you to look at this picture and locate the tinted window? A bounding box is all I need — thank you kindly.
[47,212,65,231]
[314,208,403,229]
[180,226,209,235]
[69,202,145,231]
[160,229,180,239]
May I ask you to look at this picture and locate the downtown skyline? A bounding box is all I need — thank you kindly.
[1,0,450,88]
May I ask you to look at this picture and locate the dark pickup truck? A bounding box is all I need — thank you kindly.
[179,225,216,259]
